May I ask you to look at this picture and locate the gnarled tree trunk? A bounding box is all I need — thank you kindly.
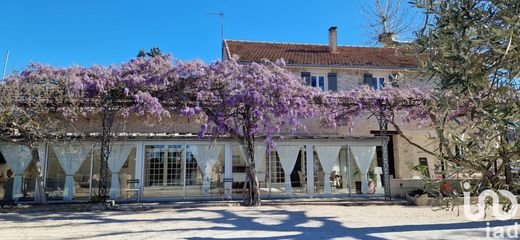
[30,146,47,205]
[242,143,261,206]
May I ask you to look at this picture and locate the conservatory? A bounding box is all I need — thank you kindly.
[0,136,387,203]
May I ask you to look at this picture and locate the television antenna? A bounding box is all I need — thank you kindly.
[1,50,9,80]
[206,11,224,44]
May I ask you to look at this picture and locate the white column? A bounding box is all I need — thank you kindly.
[224,143,232,199]
[135,143,144,201]
[306,144,314,197]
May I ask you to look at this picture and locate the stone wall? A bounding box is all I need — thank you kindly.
[285,66,435,91]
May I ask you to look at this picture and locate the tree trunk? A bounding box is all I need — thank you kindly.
[244,165,261,206]
[242,144,261,206]
[30,147,47,205]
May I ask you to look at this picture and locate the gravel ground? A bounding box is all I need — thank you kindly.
[0,205,518,239]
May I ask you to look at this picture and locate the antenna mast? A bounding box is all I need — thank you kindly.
[2,50,9,80]
[207,11,224,44]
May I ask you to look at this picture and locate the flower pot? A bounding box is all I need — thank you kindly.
[414,193,430,206]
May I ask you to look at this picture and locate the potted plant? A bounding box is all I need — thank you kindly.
[407,188,430,206]
[354,169,376,194]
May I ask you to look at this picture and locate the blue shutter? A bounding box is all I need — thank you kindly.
[379,78,385,89]
[301,72,311,86]
[364,73,374,89]
[327,72,337,91]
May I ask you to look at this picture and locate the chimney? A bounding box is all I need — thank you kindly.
[328,26,338,53]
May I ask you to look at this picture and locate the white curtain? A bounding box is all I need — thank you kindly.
[52,144,92,200]
[276,145,301,194]
[108,144,134,199]
[190,145,221,195]
[315,145,342,194]
[0,144,33,200]
[350,146,376,194]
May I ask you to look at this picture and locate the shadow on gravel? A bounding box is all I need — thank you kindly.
[0,207,514,239]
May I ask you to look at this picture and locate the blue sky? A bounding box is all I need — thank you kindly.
[1,0,400,74]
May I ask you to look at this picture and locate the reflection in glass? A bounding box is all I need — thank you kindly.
[185,145,224,197]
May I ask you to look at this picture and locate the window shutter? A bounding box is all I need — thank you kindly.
[327,72,337,91]
[364,73,374,88]
[301,72,311,86]
[379,78,385,88]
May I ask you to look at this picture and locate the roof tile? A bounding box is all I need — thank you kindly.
[225,40,418,69]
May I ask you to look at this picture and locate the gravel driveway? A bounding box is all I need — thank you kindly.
[0,205,518,239]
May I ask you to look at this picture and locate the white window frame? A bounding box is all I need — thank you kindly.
[367,74,385,90]
[308,75,328,91]
[375,77,385,90]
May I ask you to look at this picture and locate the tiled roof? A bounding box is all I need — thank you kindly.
[224,40,418,69]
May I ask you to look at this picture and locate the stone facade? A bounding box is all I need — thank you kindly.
[282,65,437,180]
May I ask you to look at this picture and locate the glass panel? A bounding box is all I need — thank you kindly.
[314,147,349,194]
[313,150,324,194]
[74,151,92,200]
[311,76,317,87]
[269,150,284,186]
[349,147,383,195]
[110,146,136,199]
[379,78,385,89]
[318,76,325,91]
[0,152,7,200]
[314,147,350,195]
[185,144,224,197]
[270,148,307,195]
[143,145,184,198]
[45,144,93,200]
[293,150,307,195]
[231,145,246,195]
[0,152,37,202]
[231,145,270,196]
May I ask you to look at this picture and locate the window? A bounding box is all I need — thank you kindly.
[311,76,326,90]
[301,72,337,91]
[364,73,385,90]
[144,145,184,187]
[185,150,200,185]
[270,151,285,183]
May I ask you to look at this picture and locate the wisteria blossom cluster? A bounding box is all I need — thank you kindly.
[175,58,321,145]
[3,56,433,145]
[2,55,434,206]
[318,85,431,129]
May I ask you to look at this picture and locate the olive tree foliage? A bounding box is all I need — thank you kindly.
[390,0,520,199]
[0,66,83,204]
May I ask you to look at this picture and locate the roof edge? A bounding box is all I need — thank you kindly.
[235,60,418,71]
[224,39,409,50]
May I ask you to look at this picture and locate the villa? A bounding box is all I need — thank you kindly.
[0,27,436,204]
